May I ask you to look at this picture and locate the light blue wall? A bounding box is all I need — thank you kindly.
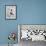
[0,0,46,44]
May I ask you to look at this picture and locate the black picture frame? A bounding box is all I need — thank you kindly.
[5,5,17,20]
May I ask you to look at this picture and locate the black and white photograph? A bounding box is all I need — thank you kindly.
[5,5,16,20]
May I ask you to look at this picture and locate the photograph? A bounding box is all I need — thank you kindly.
[5,5,16,20]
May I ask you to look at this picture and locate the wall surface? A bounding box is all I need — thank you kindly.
[0,0,46,44]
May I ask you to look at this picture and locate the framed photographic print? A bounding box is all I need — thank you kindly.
[5,5,16,20]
